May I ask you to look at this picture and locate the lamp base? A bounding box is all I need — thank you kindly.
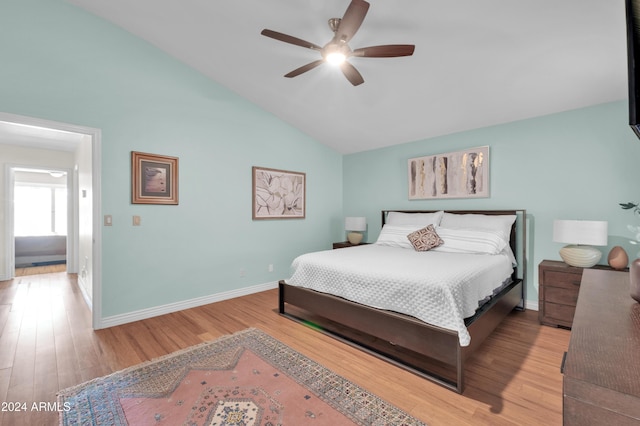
[559,245,602,268]
[347,232,363,245]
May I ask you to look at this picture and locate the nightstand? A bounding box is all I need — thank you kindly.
[332,241,370,249]
[538,260,582,328]
[538,260,624,328]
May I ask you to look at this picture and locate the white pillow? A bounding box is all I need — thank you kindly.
[386,211,444,227]
[439,213,516,243]
[431,227,508,255]
[501,245,518,266]
[375,224,422,249]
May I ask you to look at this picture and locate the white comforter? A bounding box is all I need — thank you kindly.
[286,244,514,346]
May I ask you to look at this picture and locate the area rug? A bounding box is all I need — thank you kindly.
[58,328,425,425]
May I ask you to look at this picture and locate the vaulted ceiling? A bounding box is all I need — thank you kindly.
[65,0,627,154]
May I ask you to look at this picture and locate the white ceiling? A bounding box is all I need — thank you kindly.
[65,0,627,154]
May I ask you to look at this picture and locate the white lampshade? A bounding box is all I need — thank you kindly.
[553,220,608,267]
[345,216,366,245]
[345,216,367,231]
[553,220,608,246]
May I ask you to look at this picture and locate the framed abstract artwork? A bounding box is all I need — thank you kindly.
[252,166,305,219]
[408,146,489,200]
[131,151,179,205]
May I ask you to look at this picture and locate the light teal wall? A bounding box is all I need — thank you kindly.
[344,101,640,307]
[0,0,343,317]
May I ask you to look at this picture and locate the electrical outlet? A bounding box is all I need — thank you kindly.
[268,264,274,272]
[104,215,112,226]
[133,215,141,226]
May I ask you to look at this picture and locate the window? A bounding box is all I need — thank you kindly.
[14,184,67,236]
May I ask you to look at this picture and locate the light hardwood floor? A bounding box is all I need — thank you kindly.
[0,271,570,426]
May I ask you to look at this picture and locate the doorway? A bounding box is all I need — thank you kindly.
[0,112,102,329]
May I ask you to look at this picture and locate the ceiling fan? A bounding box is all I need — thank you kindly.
[260,0,415,86]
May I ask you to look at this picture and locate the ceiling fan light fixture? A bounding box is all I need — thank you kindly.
[323,42,349,66]
[326,51,346,65]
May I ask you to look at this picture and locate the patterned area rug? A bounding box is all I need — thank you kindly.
[58,328,425,425]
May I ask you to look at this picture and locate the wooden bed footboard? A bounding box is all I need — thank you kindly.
[279,279,523,393]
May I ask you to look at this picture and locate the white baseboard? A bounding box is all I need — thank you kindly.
[77,274,92,310]
[97,281,279,329]
[525,299,539,311]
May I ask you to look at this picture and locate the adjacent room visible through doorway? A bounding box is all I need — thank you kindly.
[13,167,69,276]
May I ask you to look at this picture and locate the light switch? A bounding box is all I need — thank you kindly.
[133,215,141,226]
[104,215,112,226]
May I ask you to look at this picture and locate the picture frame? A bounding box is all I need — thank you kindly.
[252,166,305,220]
[408,146,489,200]
[131,151,179,205]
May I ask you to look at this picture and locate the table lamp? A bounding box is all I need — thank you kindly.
[553,219,608,267]
[345,216,367,244]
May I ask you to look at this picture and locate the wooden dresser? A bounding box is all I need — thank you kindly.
[563,268,640,425]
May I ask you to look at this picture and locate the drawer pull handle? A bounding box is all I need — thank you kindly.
[560,351,568,374]
[571,281,580,286]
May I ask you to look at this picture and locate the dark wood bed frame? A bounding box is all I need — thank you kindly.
[278,209,526,393]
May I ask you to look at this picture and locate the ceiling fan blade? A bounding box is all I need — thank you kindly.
[261,29,322,51]
[284,59,325,78]
[335,0,370,43]
[340,61,364,86]
[351,44,415,58]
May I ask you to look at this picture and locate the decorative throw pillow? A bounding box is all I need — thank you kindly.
[407,225,444,251]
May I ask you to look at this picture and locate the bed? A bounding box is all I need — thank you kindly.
[278,209,526,393]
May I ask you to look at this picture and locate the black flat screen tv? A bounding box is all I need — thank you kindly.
[626,0,640,137]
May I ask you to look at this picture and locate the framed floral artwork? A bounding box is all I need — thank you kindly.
[252,166,305,219]
[131,151,179,205]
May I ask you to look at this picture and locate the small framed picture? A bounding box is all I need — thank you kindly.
[131,151,179,205]
[252,166,305,219]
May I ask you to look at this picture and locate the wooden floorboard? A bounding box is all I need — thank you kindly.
[0,271,570,425]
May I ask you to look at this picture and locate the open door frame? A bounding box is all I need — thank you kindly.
[0,112,102,329]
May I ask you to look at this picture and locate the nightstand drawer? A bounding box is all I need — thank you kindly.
[544,286,579,306]
[543,302,576,327]
[542,271,581,290]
